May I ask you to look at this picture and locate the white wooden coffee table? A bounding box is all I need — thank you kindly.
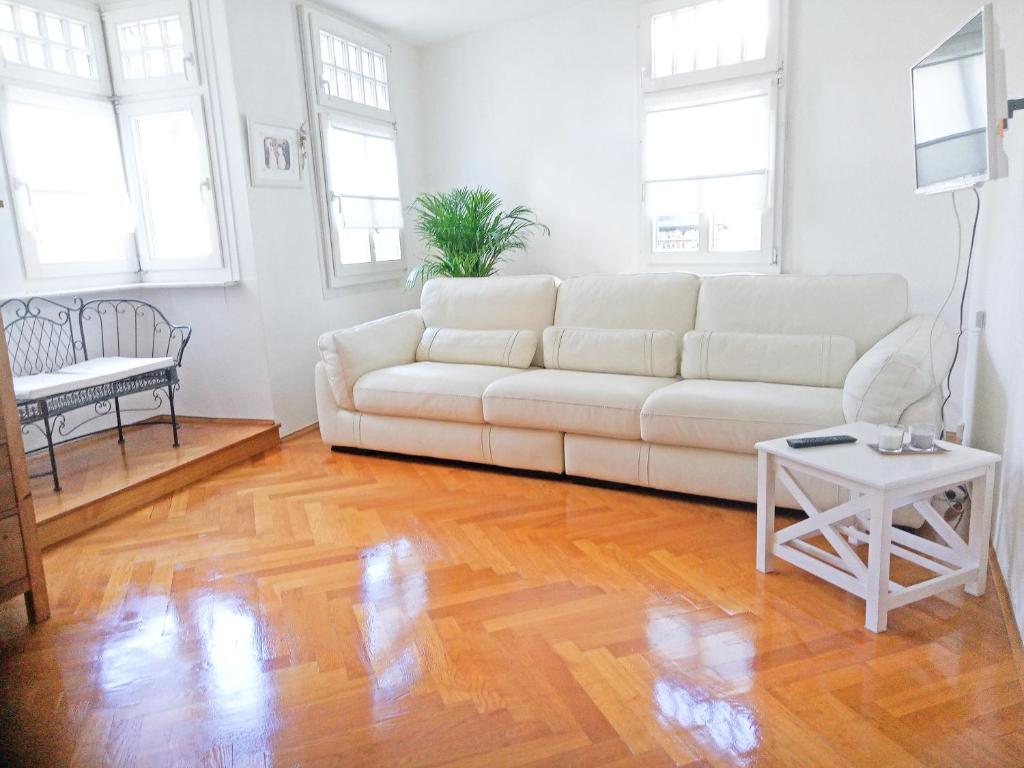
[755,422,1000,632]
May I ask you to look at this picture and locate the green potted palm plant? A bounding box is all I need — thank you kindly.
[406,186,549,287]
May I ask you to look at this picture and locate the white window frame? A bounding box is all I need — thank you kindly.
[0,0,111,96]
[638,0,787,273]
[0,84,138,281]
[298,3,406,291]
[117,94,222,275]
[318,110,402,281]
[102,0,198,96]
[0,0,240,295]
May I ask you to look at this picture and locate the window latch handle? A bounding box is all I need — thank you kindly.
[329,192,347,225]
[12,178,37,232]
[13,178,31,207]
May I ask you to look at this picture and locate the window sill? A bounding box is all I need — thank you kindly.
[326,268,407,296]
[0,280,241,302]
[642,260,780,276]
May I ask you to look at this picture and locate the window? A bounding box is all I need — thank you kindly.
[116,15,186,81]
[0,1,97,79]
[640,0,783,270]
[325,115,402,266]
[0,0,235,292]
[2,88,134,278]
[118,96,219,271]
[650,0,768,77]
[318,28,388,110]
[300,5,406,289]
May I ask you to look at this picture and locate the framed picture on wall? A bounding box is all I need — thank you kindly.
[248,118,304,187]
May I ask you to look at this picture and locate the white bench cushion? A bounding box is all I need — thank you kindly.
[641,379,844,454]
[13,356,174,400]
[483,369,675,439]
[354,362,523,424]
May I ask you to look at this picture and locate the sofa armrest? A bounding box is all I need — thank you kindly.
[316,309,424,410]
[842,314,956,425]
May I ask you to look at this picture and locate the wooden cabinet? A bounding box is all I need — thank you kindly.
[0,323,48,622]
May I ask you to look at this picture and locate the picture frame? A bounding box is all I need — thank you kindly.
[247,118,304,188]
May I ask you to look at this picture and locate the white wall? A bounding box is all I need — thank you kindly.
[968,0,1024,640]
[420,0,639,277]
[222,0,422,435]
[783,0,981,311]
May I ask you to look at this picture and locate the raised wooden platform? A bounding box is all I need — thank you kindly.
[27,416,280,548]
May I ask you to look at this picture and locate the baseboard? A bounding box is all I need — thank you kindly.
[991,551,1024,694]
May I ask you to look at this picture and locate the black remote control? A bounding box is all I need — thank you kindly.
[786,435,857,449]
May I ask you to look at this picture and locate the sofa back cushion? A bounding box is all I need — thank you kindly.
[554,273,700,339]
[682,331,857,387]
[420,275,558,366]
[543,326,679,377]
[416,328,537,369]
[695,274,910,356]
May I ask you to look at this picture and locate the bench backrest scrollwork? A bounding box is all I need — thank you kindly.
[1,296,191,377]
[1,297,82,377]
[78,299,191,367]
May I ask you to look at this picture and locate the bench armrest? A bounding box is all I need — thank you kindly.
[316,309,424,409]
[842,314,955,425]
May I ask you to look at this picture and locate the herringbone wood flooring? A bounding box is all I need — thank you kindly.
[1,430,1022,767]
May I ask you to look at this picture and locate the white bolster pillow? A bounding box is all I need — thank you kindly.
[543,326,679,377]
[416,327,537,368]
[842,314,955,424]
[317,309,424,410]
[682,331,857,387]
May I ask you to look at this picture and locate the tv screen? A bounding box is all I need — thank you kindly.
[912,9,991,192]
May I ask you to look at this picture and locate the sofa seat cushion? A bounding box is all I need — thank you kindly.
[640,379,844,454]
[483,369,675,439]
[353,362,523,424]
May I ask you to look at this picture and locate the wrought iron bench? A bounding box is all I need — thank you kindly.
[1,297,191,492]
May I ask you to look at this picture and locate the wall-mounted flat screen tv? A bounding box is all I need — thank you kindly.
[912,4,1005,193]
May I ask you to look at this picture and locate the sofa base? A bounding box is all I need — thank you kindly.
[320,409,565,474]
[563,434,923,526]
[564,434,838,510]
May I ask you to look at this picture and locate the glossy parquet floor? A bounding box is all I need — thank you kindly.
[1,430,1022,767]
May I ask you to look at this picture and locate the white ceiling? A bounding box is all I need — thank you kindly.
[322,0,563,47]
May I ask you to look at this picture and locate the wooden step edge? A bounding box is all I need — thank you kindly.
[37,422,281,550]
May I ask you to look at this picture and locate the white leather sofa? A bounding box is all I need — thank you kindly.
[315,273,954,510]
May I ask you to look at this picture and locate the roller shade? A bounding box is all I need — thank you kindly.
[646,171,767,214]
[326,120,403,230]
